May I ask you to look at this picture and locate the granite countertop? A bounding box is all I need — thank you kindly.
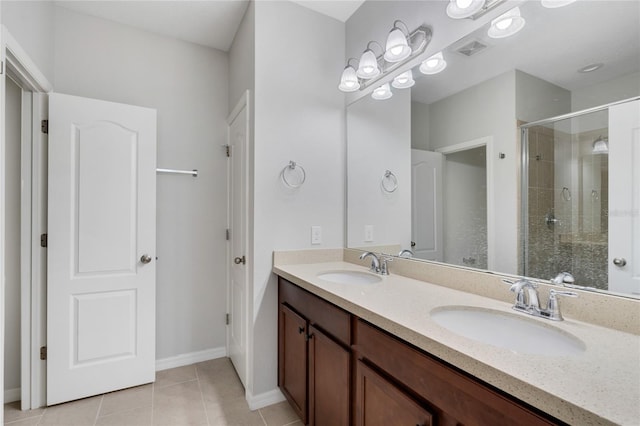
[273,260,640,426]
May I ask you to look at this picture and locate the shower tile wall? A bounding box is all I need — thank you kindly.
[527,125,557,281]
[526,125,609,290]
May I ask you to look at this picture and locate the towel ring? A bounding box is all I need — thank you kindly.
[381,170,398,193]
[281,161,306,188]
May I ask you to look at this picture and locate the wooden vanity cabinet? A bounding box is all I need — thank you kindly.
[353,319,561,426]
[278,278,351,426]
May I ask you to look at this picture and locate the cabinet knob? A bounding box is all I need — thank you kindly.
[298,326,305,334]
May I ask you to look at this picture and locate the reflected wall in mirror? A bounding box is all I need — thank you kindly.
[346,0,640,297]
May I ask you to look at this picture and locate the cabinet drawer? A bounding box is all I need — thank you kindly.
[354,319,560,426]
[279,277,351,345]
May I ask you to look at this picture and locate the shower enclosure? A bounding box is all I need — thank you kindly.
[521,106,611,290]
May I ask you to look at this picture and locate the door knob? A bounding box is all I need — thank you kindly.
[613,258,627,267]
[234,256,246,265]
[140,254,152,264]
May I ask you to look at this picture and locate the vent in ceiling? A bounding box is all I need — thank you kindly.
[456,40,488,57]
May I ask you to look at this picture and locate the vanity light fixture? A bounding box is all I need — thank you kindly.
[446,0,486,19]
[384,20,412,63]
[419,51,447,75]
[392,70,415,89]
[488,7,526,39]
[338,23,432,93]
[338,58,361,92]
[357,42,383,79]
[372,83,393,100]
[541,0,577,8]
[592,136,609,154]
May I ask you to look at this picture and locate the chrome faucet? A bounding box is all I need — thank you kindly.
[398,249,414,258]
[359,252,380,273]
[359,252,392,275]
[550,272,575,285]
[503,279,578,321]
[505,279,540,312]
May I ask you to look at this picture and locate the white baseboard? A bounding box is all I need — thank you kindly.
[5,387,21,404]
[155,347,227,372]
[246,388,285,411]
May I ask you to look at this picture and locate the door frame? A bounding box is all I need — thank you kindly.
[436,136,495,270]
[226,90,251,391]
[1,25,52,411]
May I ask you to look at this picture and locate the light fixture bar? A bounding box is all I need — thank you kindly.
[467,0,506,20]
[358,26,432,92]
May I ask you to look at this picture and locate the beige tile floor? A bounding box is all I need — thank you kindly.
[4,358,301,426]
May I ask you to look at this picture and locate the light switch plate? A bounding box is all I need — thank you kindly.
[311,226,322,245]
[364,225,374,242]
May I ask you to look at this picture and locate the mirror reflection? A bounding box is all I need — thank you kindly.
[346,0,640,297]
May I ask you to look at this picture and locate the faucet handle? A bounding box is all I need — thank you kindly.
[546,289,578,321]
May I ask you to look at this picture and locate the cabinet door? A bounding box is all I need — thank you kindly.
[279,304,308,423]
[309,325,350,426]
[356,360,433,426]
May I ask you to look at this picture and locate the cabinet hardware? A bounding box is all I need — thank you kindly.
[298,326,305,334]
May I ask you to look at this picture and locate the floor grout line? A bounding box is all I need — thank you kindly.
[150,382,155,426]
[92,395,104,426]
[257,408,268,426]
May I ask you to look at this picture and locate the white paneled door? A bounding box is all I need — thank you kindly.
[609,100,640,296]
[227,92,249,388]
[411,149,443,261]
[47,93,157,405]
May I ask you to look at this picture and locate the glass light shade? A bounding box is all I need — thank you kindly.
[446,0,486,19]
[392,70,415,89]
[357,49,380,79]
[419,52,447,75]
[384,28,411,63]
[372,83,393,100]
[592,137,609,154]
[338,66,360,92]
[541,0,577,8]
[488,7,525,39]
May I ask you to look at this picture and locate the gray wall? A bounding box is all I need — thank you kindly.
[52,6,230,362]
[251,0,345,397]
[1,1,55,83]
[347,90,411,249]
[429,70,518,273]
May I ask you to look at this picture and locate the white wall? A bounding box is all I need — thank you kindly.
[252,0,345,396]
[52,6,230,361]
[572,71,640,111]
[1,1,55,83]
[3,77,21,398]
[347,90,411,248]
[411,101,430,150]
[515,70,571,123]
[429,71,518,274]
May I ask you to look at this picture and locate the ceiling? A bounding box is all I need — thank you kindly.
[55,0,365,52]
[410,0,640,105]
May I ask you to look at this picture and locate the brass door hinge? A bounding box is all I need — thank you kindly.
[40,346,47,360]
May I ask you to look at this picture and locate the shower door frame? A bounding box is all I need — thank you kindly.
[519,96,640,281]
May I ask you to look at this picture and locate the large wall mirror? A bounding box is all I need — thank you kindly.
[346,0,640,298]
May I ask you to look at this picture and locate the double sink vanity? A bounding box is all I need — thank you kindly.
[273,249,640,426]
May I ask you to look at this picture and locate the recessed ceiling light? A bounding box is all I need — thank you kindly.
[578,63,604,73]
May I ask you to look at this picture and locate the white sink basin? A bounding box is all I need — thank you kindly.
[317,270,382,284]
[430,306,586,356]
